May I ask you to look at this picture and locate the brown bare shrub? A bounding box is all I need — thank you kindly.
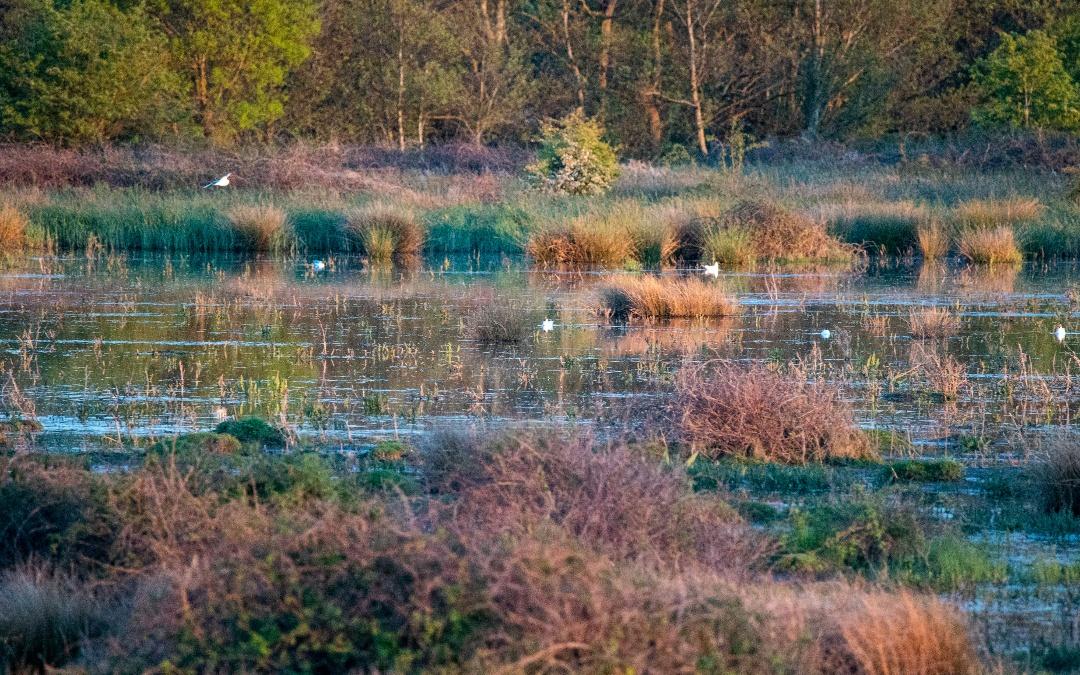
[672,361,873,463]
[526,213,637,267]
[715,200,855,262]
[423,430,772,572]
[910,343,968,401]
[1035,433,1080,516]
[598,275,737,320]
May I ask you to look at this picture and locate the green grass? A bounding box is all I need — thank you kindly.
[883,459,964,483]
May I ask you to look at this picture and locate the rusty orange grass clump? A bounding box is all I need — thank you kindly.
[598,275,737,320]
[0,204,29,249]
[673,361,873,463]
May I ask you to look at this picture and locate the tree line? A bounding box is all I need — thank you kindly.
[1,0,1079,156]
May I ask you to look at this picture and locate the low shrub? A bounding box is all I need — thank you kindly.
[673,361,873,464]
[225,204,293,253]
[956,226,1023,264]
[598,275,737,320]
[885,459,964,482]
[147,432,242,457]
[526,110,619,195]
[214,417,286,448]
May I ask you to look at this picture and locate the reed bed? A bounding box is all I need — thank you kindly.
[598,276,737,320]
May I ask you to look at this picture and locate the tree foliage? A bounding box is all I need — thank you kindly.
[2,0,1080,149]
[973,30,1080,131]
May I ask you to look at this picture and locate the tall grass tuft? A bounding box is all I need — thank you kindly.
[598,276,737,320]
[917,219,949,260]
[0,204,29,250]
[956,226,1023,264]
[346,203,426,263]
[908,307,961,339]
[225,204,294,253]
[526,207,638,268]
[823,200,925,254]
[673,361,873,464]
[468,305,533,343]
[702,225,756,265]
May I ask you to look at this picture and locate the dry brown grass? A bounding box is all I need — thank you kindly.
[956,226,1022,264]
[598,275,738,320]
[953,197,1042,229]
[225,204,292,253]
[917,219,949,260]
[715,200,855,262]
[908,307,961,339]
[822,590,978,674]
[672,361,873,463]
[0,204,29,250]
[910,343,968,401]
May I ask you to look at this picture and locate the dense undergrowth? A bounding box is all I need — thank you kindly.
[0,424,985,674]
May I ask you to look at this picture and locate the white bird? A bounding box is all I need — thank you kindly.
[311,259,327,272]
[701,262,720,277]
[1056,325,1067,342]
[820,329,831,340]
[541,318,555,332]
[202,172,232,189]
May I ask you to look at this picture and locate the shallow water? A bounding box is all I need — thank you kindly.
[2,254,1080,453]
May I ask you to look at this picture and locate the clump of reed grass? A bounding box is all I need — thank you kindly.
[702,225,756,265]
[346,203,425,263]
[709,200,854,262]
[917,219,949,260]
[225,204,293,253]
[526,209,637,267]
[952,197,1042,229]
[956,226,1023,264]
[1035,435,1080,516]
[0,566,109,672]
[672,361,873,464]
[468,305,533,343]
[0,204,29,249]
[598,275,737,321]
[908,306,961,339]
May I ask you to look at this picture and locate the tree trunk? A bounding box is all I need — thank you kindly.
[397,18,406,152]
[802,0,825,137]
[563,0,587,108]
[598,0,617,92]
[196,56,213,137]
[643,0,666,147]
[684,0,707,156]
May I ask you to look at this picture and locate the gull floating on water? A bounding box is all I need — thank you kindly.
[541,318,555,332]
[202,172,231,189]
[701,262,719,277]
[311,259,327,272]
[1056,325,1067,342]
[820,329,831,340]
